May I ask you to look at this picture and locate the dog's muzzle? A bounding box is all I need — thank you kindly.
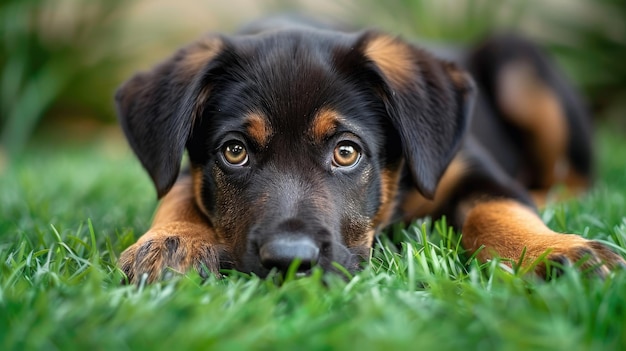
[241,219,365,277]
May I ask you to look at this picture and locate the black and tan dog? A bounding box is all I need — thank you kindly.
[115,19,624,284]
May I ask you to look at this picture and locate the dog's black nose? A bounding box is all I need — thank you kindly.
[259,237,320,272]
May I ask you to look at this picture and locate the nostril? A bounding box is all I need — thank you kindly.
[259,237,320,272]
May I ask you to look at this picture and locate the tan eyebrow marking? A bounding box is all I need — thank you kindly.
[245,112,272,147]
[311,108,344,142]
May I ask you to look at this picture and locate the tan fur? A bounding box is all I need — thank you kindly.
[245,112,272,147]
[119,176,219,283]
[401,155,467,219]
[461,199,625,275]
[180,37,222,127]
[364,35,416,88]
[498,61,569,188]
[151,176,205,225]
[179,36,223,78]
[444,62,472,90]
[191,167,210,217]
[371,164,403,230]
[311,108,342,142]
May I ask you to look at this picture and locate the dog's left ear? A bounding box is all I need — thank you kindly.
[357,32,476,199]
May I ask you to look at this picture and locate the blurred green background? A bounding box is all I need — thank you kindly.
[1,0,625,165]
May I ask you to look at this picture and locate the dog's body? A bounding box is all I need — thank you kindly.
[116,19,624,283]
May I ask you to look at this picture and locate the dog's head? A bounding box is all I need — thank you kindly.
[115,27,475,277]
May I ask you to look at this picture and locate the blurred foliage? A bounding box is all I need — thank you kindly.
[539,0,626,124]
[354,0,528,41]
[0,0,126,156]
[0,0,624,158]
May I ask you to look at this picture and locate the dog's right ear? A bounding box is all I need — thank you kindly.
[115,36,223,198]
[353,32,476,199]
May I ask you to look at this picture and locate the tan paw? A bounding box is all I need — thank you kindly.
[119,228,222,284]
[532,238,626,279]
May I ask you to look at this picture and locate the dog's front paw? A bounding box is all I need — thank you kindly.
[119,227,221,284]
[534,237,626,278]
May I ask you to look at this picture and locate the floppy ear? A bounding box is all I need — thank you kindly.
[359,32,476,199]
[115,36,223,198]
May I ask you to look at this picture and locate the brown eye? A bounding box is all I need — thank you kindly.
[333,142,361,168]
[223,142,248,166]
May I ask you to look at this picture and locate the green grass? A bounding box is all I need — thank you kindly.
[1,128,626,351]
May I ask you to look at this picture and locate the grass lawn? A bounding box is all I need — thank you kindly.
[1,126,626,351]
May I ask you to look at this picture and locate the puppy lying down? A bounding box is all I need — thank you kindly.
[115,18,624,283]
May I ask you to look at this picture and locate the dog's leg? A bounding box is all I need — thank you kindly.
[461,199,625,277]
[443,36,614,274]
[119,175,222,284]
[439,141,625,277]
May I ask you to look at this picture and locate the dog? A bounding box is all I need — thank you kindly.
[115,18,625,284]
